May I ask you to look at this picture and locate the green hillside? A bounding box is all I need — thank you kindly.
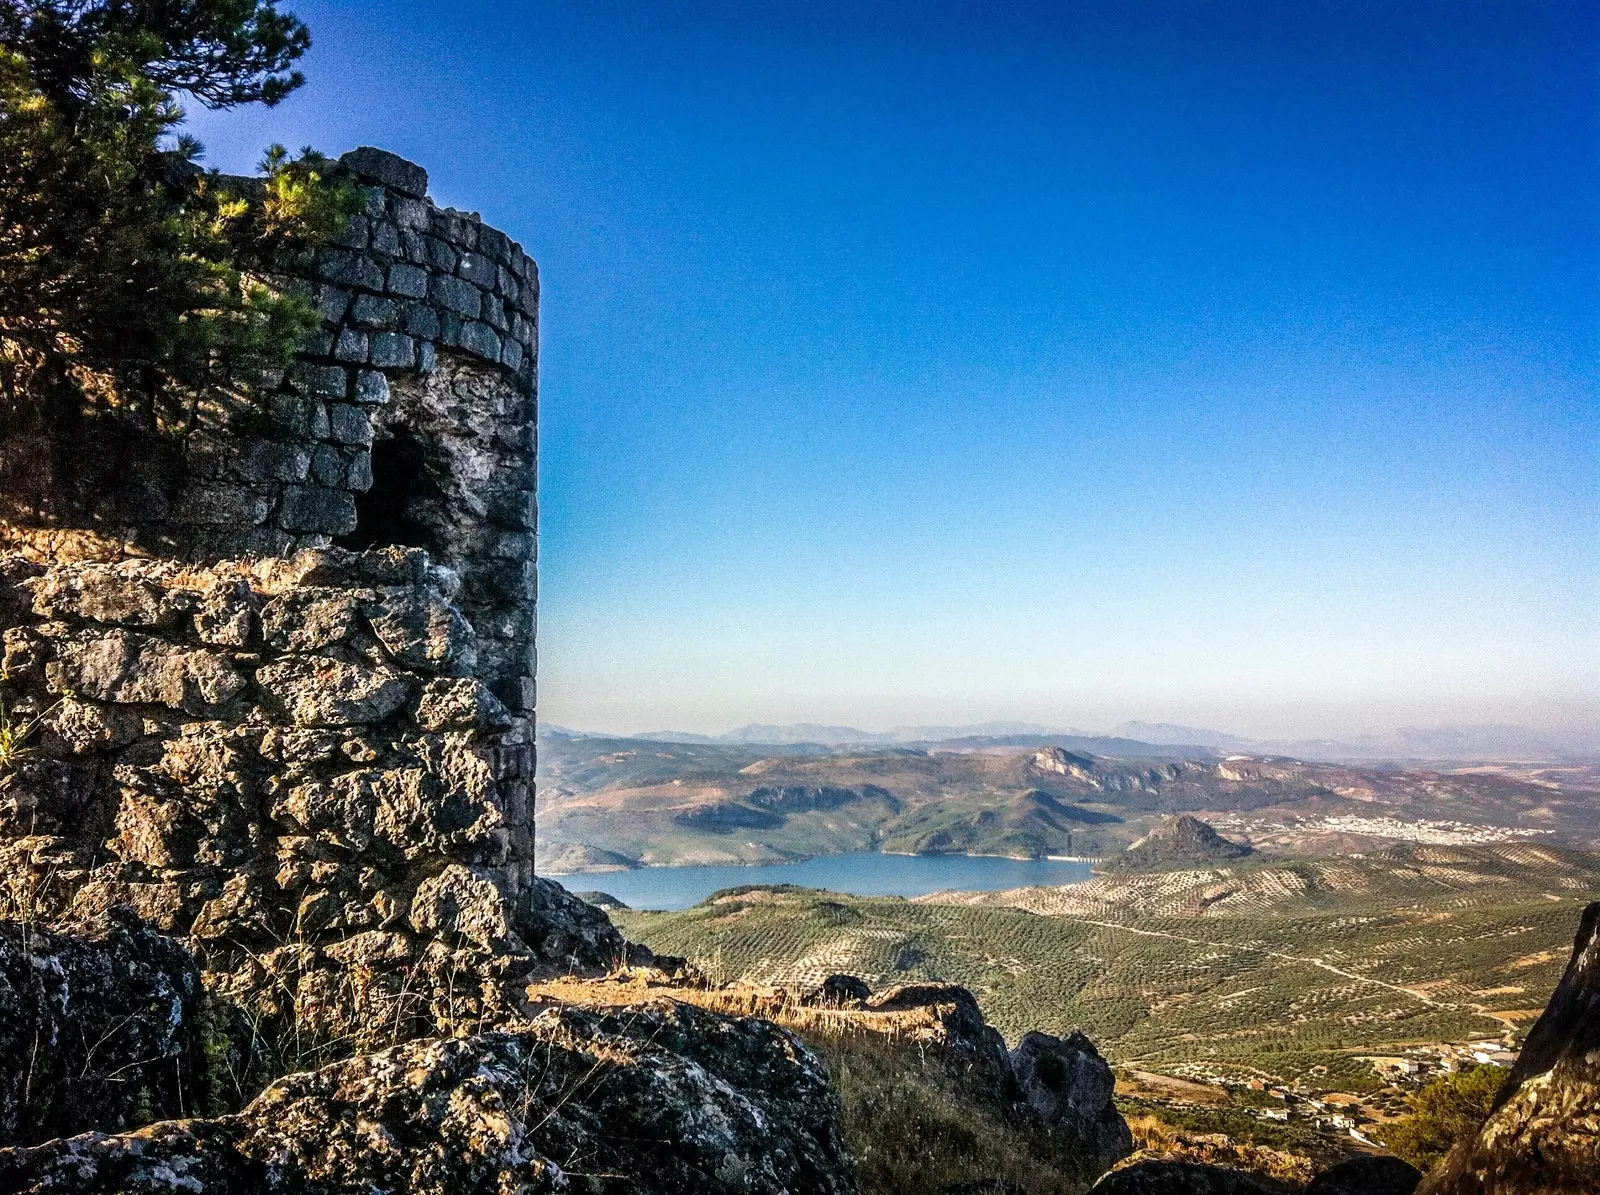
[612,844,1600,1094]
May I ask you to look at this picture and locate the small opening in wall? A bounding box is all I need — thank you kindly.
[336,431,435,552]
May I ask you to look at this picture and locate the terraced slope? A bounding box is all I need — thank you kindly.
[612,845,1600,1094]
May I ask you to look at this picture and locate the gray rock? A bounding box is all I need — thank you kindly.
[430,273,482,317]
[385,261,429,298]
[340,147,429,199]
[368,592,476,673]
[1308,1156,1420,1195]
[1419,900,1600,1195]
[369,331,417,369]
[1010,1030,1133,1174]
[49,632,245,715]
[0,913,210,1147]
[256,657,411,727]
[0,1001,856,1195]
[1087,1159,1290,1194]
[415,677,512,733]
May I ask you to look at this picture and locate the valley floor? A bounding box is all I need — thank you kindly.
[612,842,1600,1165]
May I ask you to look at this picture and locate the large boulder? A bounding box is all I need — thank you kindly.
[0,913,212,1146]
[1087,1158,1293,1194]
[1307,1155,1421,1195]
[1419,900,1600,1194]
[0,999,858,1195]
[1010,1029,1133,1173]
[866,982,1011,1075]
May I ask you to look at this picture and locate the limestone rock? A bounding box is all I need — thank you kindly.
[804,974,873,1007]
[257,655,412,726]
[0,914,210,1146]
[1418,900,1600,1194]
[866,982,1011,1074]
[0,1001,858,1195]
[50,632,245,715]
[1087,1158,1293,1194]
[1010,1029,1134,1174]
[1307,1156,1421,1195]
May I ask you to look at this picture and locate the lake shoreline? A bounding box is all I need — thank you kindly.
[546,848,1108,878]
[545,850,1098,912]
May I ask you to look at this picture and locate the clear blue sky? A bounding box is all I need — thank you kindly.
[187,1,1598,739]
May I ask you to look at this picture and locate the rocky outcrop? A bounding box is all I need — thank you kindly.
[1418,900,1600,1194]
[1087,1158,1293,1194]
[1108,815,1252,872]
[0,999,858,1194]
[1011,1029,1134,1175]
[0,913,213,1145]
[1307,1156,1421,1195]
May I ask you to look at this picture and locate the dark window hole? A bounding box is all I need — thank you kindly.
[336,432,436,552]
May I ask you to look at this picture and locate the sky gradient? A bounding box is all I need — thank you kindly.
[185,1,1599,739]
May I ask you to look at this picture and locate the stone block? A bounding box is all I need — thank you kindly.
[431,209,478,249]
[179,484,273,527]
[480,292,508,331]
[257,655,413,726]
[370,332,417,369]
[386,263,428,298]
[485,488,536,531]
[392,196,430,231]
[414,677,512,733]
[400,230,428,264]
[353,369,391,405]
[290,363,349,399]
[316,249,384,291]
[424,236,457,272]
[360,186,388,219]
[401,302,440,340]
[315,285,350,324]
[50,632,246,714]
[334,328,370,363]
[459,321,502,362]
[496,266,520,303]
[477,225,512,263]
[370,220,402,257]
[341,147,429,199]
[347,449,373,491]
[500,339,524,372]
[276,485,358,534]
[326,403,373,446]
[233,441,312,484]
[329,215,369,250]
[417,342,437,374]
[430,273,481,317]
[260,589,365,652]
[310,445,345,487]
[458,252,497,289]
[350,294,399,329]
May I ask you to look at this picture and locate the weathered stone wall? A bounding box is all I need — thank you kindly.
[0,547,598,1063]
[0,147,538,716]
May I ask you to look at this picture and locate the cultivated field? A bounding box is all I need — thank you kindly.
[611,843,1600,1095]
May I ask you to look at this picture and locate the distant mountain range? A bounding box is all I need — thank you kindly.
[545,719,1598,763]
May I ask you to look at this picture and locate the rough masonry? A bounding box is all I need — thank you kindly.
[0,149,594,1072]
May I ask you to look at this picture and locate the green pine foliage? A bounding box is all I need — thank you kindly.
[0,0,351,417]
[1378,1063,1507,1171]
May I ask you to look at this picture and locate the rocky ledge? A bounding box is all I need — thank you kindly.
[0,999,853,1195]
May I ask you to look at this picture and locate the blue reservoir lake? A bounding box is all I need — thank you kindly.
[549,851,1096,912]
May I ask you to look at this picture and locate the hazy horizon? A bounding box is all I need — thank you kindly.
[182,1,1597,739]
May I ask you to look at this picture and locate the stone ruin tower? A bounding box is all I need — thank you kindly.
[0,150,620,1065]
